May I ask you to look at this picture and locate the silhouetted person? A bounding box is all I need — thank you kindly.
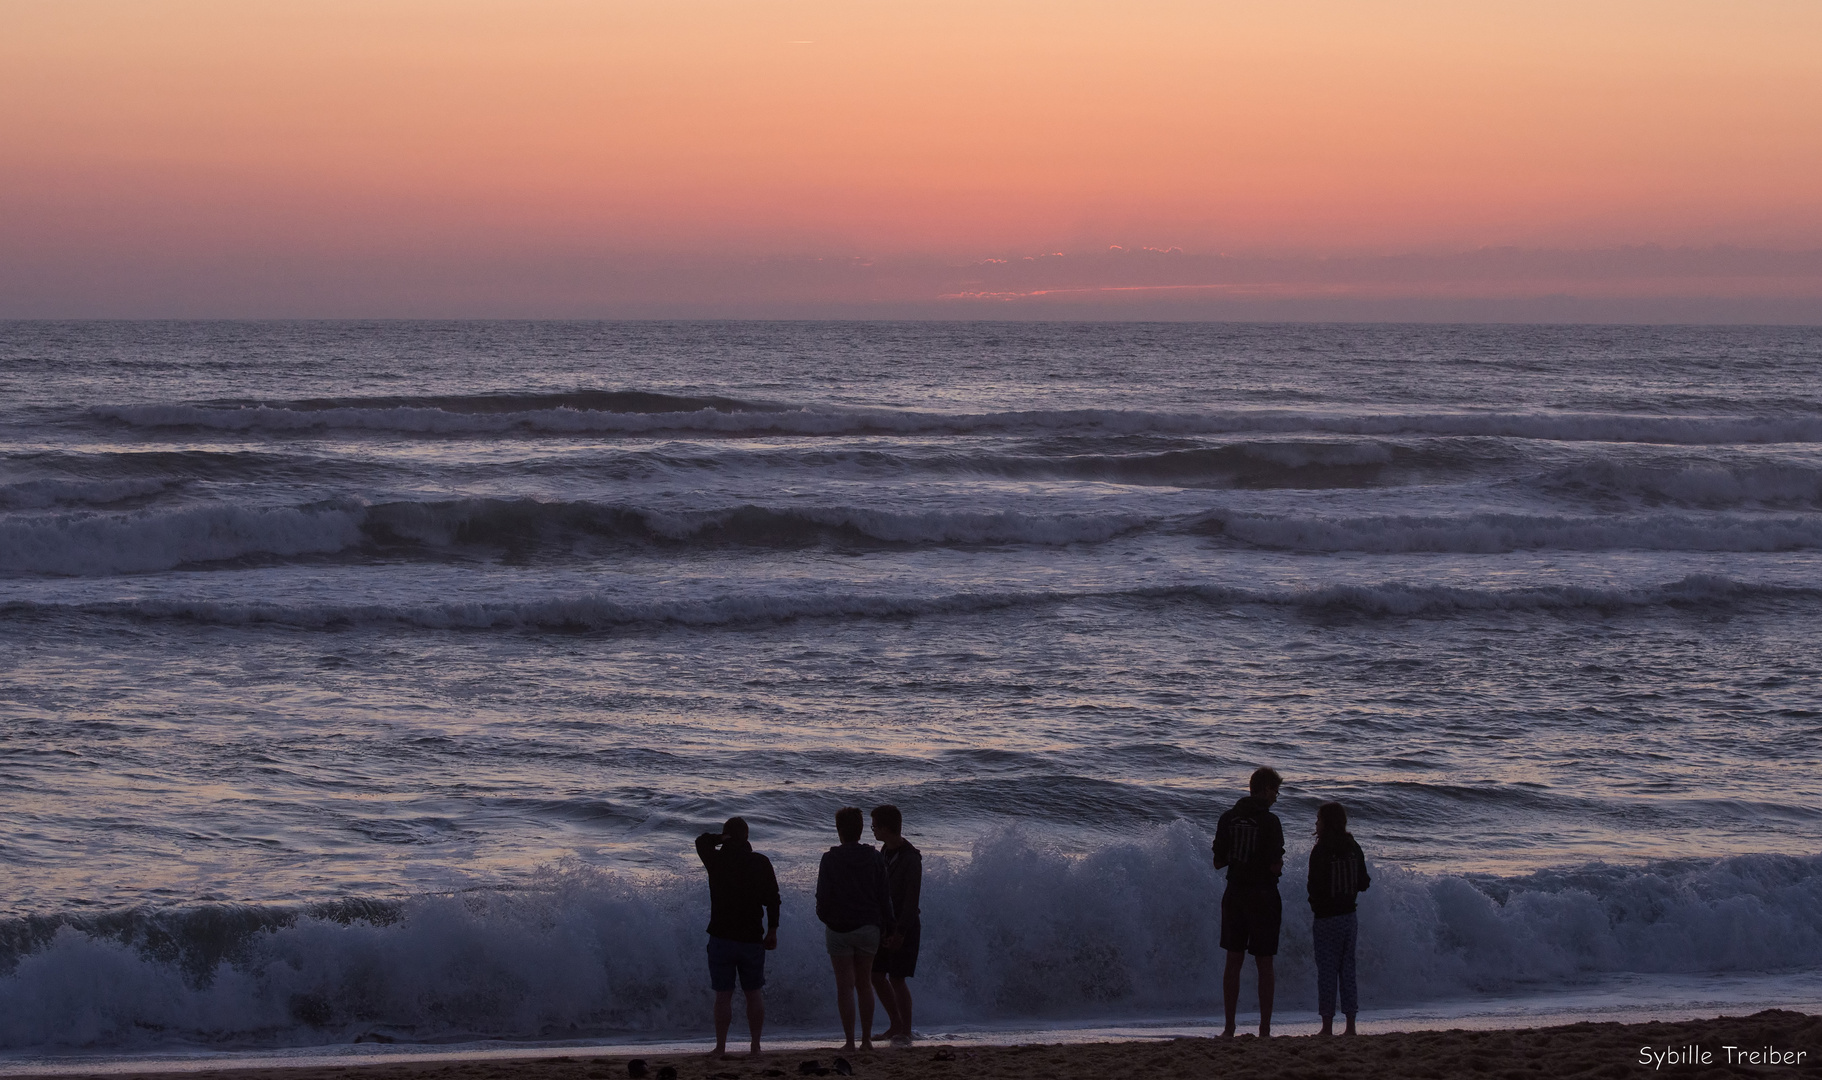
[868,804,922,1047]
[815,806,895,1051]
[696,816,780,1058]
[1212,767,1285,1038]
[1308,800,1371,1036]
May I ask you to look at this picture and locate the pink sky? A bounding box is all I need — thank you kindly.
[4,1,1821,319]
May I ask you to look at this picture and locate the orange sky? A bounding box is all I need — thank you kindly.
[4,0,1821,316]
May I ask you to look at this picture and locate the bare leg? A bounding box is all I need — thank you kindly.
[745,990,765,1055]
[1343,1013,1357,1036]
[887,976,913,1041]
[851,953,877,1050]
[712,990,734,1057]
[831,956,857,1049]
[1256,955,1275,1037]
[1221,950,1245,1037]
[870,971,901,1039]
[1319,1014,1334,1036]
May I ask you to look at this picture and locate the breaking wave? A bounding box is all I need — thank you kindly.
[0,831,1816,1049]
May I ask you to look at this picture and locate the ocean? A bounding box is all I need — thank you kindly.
[1,321,1819,1055]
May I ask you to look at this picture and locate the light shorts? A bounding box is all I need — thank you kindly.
[824,924,881,958]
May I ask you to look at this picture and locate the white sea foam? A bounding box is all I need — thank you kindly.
[0,829,1815,1049]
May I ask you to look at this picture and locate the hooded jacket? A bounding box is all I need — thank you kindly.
[882,840,922,935]
[1306,832,1371,918]
[696,833,781,943]
[815,841,895,935]
[1212,795,1285,890]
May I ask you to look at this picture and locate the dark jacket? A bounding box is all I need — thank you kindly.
[882,840,922,935]
[696,833,781,943]
[1212,795,1285,890]
[1306,833,1371,918]
[815,841,895,935]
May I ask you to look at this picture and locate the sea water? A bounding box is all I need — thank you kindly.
[1,321,1819,1052]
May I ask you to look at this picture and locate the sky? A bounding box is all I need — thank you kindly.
[3,0,1821,319]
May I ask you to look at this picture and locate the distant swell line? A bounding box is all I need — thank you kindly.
[0,500,1146,575]
[1199,509,1822,553]
[9,498,1822,575]
[91,401,1822,445]
[20,444,1822,506]
[5,576,1815,630]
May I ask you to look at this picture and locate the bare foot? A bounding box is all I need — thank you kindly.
[1343,1016,1358,1036]
[1319,1019,1333,1036]
[1258,1025,1271,1038]
[1220,1027,1235,1039]
[706,1047,727,1059]
[860,1041,873,1052]
[841,1042,856,1052]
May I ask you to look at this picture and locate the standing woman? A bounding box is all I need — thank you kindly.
[815,806,895,1051]
[1307,801,1371,1036]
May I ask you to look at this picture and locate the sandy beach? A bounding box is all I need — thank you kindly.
[16,1012,1817,1080]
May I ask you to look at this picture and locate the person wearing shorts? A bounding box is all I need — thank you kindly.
[815,806,895,1051]
[696,817,780,1057]
[1212,767,1285,1038]
[869,804,922,1046]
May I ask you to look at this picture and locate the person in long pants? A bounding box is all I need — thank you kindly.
[1306,800,1371,1035]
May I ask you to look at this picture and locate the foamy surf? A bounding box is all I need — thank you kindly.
[0,830,1816,1051]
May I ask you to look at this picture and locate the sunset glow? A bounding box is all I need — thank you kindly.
[4,0,1821,316]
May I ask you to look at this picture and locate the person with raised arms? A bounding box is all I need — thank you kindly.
[695,817,780,1058]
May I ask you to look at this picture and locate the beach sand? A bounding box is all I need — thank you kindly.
[20,1011,1820,1080]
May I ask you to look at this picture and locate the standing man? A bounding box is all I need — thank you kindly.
[815,806,894,1052]
[869,804,922,1047]
[696,817,781,1058]
[1212,767,1285,1038]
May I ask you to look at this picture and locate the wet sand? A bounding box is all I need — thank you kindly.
[17,1011,1821,1080]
